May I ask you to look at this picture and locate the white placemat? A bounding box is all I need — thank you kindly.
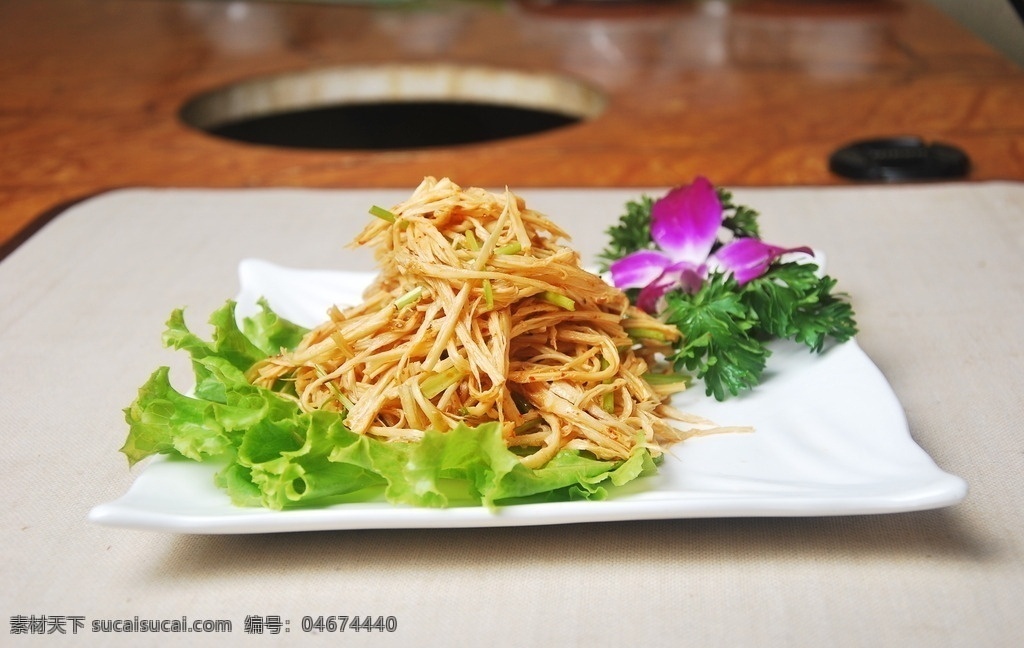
[1,182,1021,646]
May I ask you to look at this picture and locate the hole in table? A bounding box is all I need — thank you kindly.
[180,64,607,150]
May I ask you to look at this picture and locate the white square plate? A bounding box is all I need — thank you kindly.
[88,260,967,533]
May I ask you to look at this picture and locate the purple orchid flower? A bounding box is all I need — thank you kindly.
[610,177,812,312]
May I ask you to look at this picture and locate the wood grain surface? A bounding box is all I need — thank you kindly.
[2,0,1023,252]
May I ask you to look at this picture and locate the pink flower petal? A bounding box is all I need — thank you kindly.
[711,238,813,284]
[609,250,672,289]
[650,176,722,264]
[635,262,705,312]
[636,282,668,313]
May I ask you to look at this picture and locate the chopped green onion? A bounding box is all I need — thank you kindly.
[464,229,480,251]
[420,366,466,399]
[369,205,396,223]
[514,417,543,434]
[642,372,691,386]
[625,327,668,342]
[395,286,423,310]
[495,242,522,255]
[602,393,614,412]
[314,365,354,410]
[540,291,575,311]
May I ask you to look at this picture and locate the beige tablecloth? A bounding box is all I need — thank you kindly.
[1,182,1021,646]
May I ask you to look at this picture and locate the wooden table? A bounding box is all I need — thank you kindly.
[3,0,1023,254]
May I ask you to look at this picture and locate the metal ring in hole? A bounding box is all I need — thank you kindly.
[179,64,608,150]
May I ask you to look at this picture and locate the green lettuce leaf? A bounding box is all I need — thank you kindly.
[121,300,658,509]
[242,297,309,355]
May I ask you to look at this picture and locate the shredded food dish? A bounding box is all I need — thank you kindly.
[247,177,740,469]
